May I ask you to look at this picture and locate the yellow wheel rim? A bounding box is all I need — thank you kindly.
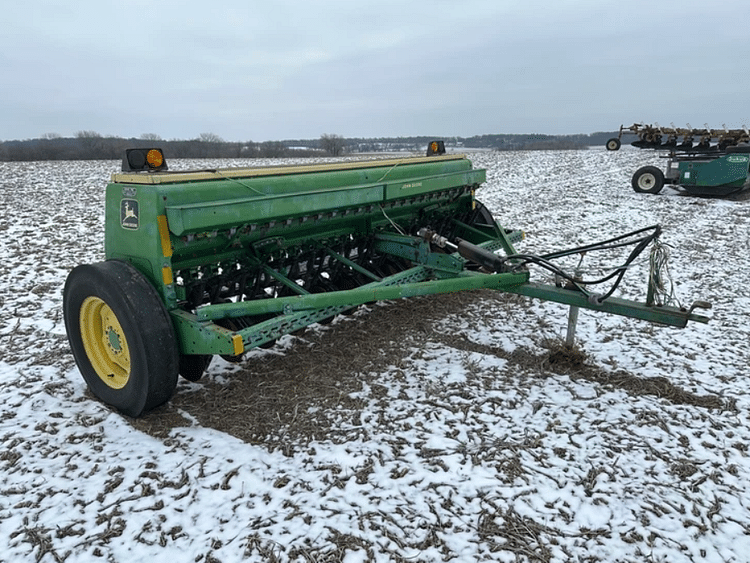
[79,296,131,389]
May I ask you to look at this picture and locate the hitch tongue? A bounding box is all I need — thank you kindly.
[419,228,506,272]
[687,300,712,314]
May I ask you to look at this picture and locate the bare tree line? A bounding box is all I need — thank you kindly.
[0,132,331,162]
[0,130,624,162]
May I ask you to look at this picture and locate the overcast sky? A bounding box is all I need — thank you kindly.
[2,0,749,142]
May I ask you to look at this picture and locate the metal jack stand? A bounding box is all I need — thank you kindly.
[566,304,579,347]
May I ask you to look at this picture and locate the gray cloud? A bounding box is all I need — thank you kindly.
[2,0,749,141]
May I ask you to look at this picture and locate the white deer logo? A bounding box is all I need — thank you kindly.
[123,202,137,221]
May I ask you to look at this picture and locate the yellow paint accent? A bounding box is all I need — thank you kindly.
[162,266,173,286]
[157,215,173,257]
[112,154,468,184]
[232,334,244,356]
[79,297,131,389]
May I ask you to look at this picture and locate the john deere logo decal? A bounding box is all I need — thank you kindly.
[121,199,139,230]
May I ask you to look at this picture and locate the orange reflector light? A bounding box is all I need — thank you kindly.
[146,149,164,168]
[426,140,446,156]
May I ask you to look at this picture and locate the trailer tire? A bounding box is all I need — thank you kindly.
[606,138,621,151]
[632,166,665,194]
[179,354,212,382]
[63,260,179,417]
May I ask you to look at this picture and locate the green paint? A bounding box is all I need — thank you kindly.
[103,152,708,357]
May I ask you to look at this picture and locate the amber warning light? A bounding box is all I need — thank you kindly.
[122,148,168,172]
[426,140,446,156]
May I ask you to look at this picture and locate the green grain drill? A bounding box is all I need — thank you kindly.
[63,144,710,417]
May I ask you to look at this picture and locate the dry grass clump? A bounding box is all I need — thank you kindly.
[540,339,727,409]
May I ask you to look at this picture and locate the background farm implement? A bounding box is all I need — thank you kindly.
[607,123,750,196]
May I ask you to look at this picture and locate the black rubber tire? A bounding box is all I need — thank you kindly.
[63,260,179,417]
[631,166,665,194]
[179,354,212,382]
[606,138,621,151]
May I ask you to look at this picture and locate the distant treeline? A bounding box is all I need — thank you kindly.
[344,132,626,153]
[0,131,629,162]
[0,135,321,162]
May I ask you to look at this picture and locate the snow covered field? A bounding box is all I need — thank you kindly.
[1,148,748,562]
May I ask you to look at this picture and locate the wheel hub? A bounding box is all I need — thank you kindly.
[79,297,131,389]
[639,174,655,189]
[106,326,121,353]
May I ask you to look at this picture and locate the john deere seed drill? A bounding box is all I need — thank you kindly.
[607,123,750,196]
[63,143,710,417]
